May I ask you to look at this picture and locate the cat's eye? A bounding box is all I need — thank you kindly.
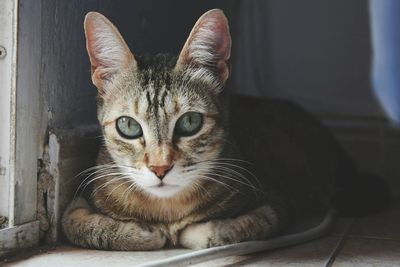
[175,112,203,136]
[116,116,143,139]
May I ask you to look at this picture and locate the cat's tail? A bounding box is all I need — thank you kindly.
[332,173,391,217]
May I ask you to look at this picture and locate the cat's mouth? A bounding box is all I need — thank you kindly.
[146,182,182,198]
[150,181,179,188]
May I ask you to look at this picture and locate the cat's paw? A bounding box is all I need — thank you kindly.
[179,222,215,249]
[119,223,167,250]
[179,221,236,249]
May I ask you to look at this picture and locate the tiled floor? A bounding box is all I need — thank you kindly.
[3,200,400,267]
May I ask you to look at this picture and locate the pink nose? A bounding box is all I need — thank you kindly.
[149,165,173,179]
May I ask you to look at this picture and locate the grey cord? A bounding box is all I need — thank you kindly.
[136,209,336,267]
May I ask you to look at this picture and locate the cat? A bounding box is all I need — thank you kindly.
[62,9,389,251]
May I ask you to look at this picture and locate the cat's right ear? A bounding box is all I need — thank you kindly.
[84,12,136,94]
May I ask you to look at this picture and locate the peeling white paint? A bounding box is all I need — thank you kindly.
[0,165,6,176]
[0,0,41,256]
[0,0,18,226]
[0,221,39,258]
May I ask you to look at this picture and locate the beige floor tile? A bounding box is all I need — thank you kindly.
[5,235,341,267]
[194,218,347,266]
[194,236,341,267]
[3,213,346,267]
[4,246,191,267]
[332,237,400,267]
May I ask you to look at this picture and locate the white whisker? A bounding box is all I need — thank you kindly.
[90,176,130,198]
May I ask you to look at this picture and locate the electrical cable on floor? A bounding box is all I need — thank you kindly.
[136,209,336,267]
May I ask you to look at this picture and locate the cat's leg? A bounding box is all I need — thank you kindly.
[62,197,167,250]
[179,204,286,249]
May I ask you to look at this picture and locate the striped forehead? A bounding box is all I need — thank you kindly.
[107,74,213,121]
[134,75,208,114]
[133,83,175,141]
[135,82,177,116]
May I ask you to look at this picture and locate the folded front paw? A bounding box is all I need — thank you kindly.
[179,222,236,249]
[118,223,167,250]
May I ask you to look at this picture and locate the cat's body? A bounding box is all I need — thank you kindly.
[62,9,388,251]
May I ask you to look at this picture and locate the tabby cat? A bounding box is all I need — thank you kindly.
[62,9,388,250]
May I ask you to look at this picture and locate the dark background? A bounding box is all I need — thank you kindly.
[40,0,383,129]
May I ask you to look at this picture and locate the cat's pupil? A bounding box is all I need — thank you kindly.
[175,112,203,137]
[116,116,142,139]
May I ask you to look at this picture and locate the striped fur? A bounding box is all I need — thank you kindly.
[60,9,349,250]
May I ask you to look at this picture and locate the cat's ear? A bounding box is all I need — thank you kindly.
[176,9,231,83]
[84,12,136,94]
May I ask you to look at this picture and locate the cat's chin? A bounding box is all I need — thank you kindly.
[145,184,183,198]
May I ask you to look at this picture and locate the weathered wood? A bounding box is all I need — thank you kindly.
[0,220,39,258]
[12,0,43,225]
[41,127,100,243]
[0,0,41,256]
[0,0,17,225]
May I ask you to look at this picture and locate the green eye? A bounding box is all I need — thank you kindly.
[175,112,203,136]
[116,116,142,139]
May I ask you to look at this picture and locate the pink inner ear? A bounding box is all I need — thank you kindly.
[85,17,105,74]
[210,19,231,62]
[178,9,232,81]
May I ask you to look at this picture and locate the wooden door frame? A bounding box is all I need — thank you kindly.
[0,0,42,257]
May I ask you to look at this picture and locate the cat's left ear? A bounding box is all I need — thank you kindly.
[176,9,231,83]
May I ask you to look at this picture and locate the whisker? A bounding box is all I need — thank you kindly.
[73,162,141,198]
[105,179,134,202]
[206,164,256,186]
[123,182,138,203]
[195,160,263,191]
[74,171,131,199]
[199,157,253,165]
[90,176,130,198]
[190,173,239,193]
[185,161,264,196]
[72,164,121,190]
[75,164,120,178]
